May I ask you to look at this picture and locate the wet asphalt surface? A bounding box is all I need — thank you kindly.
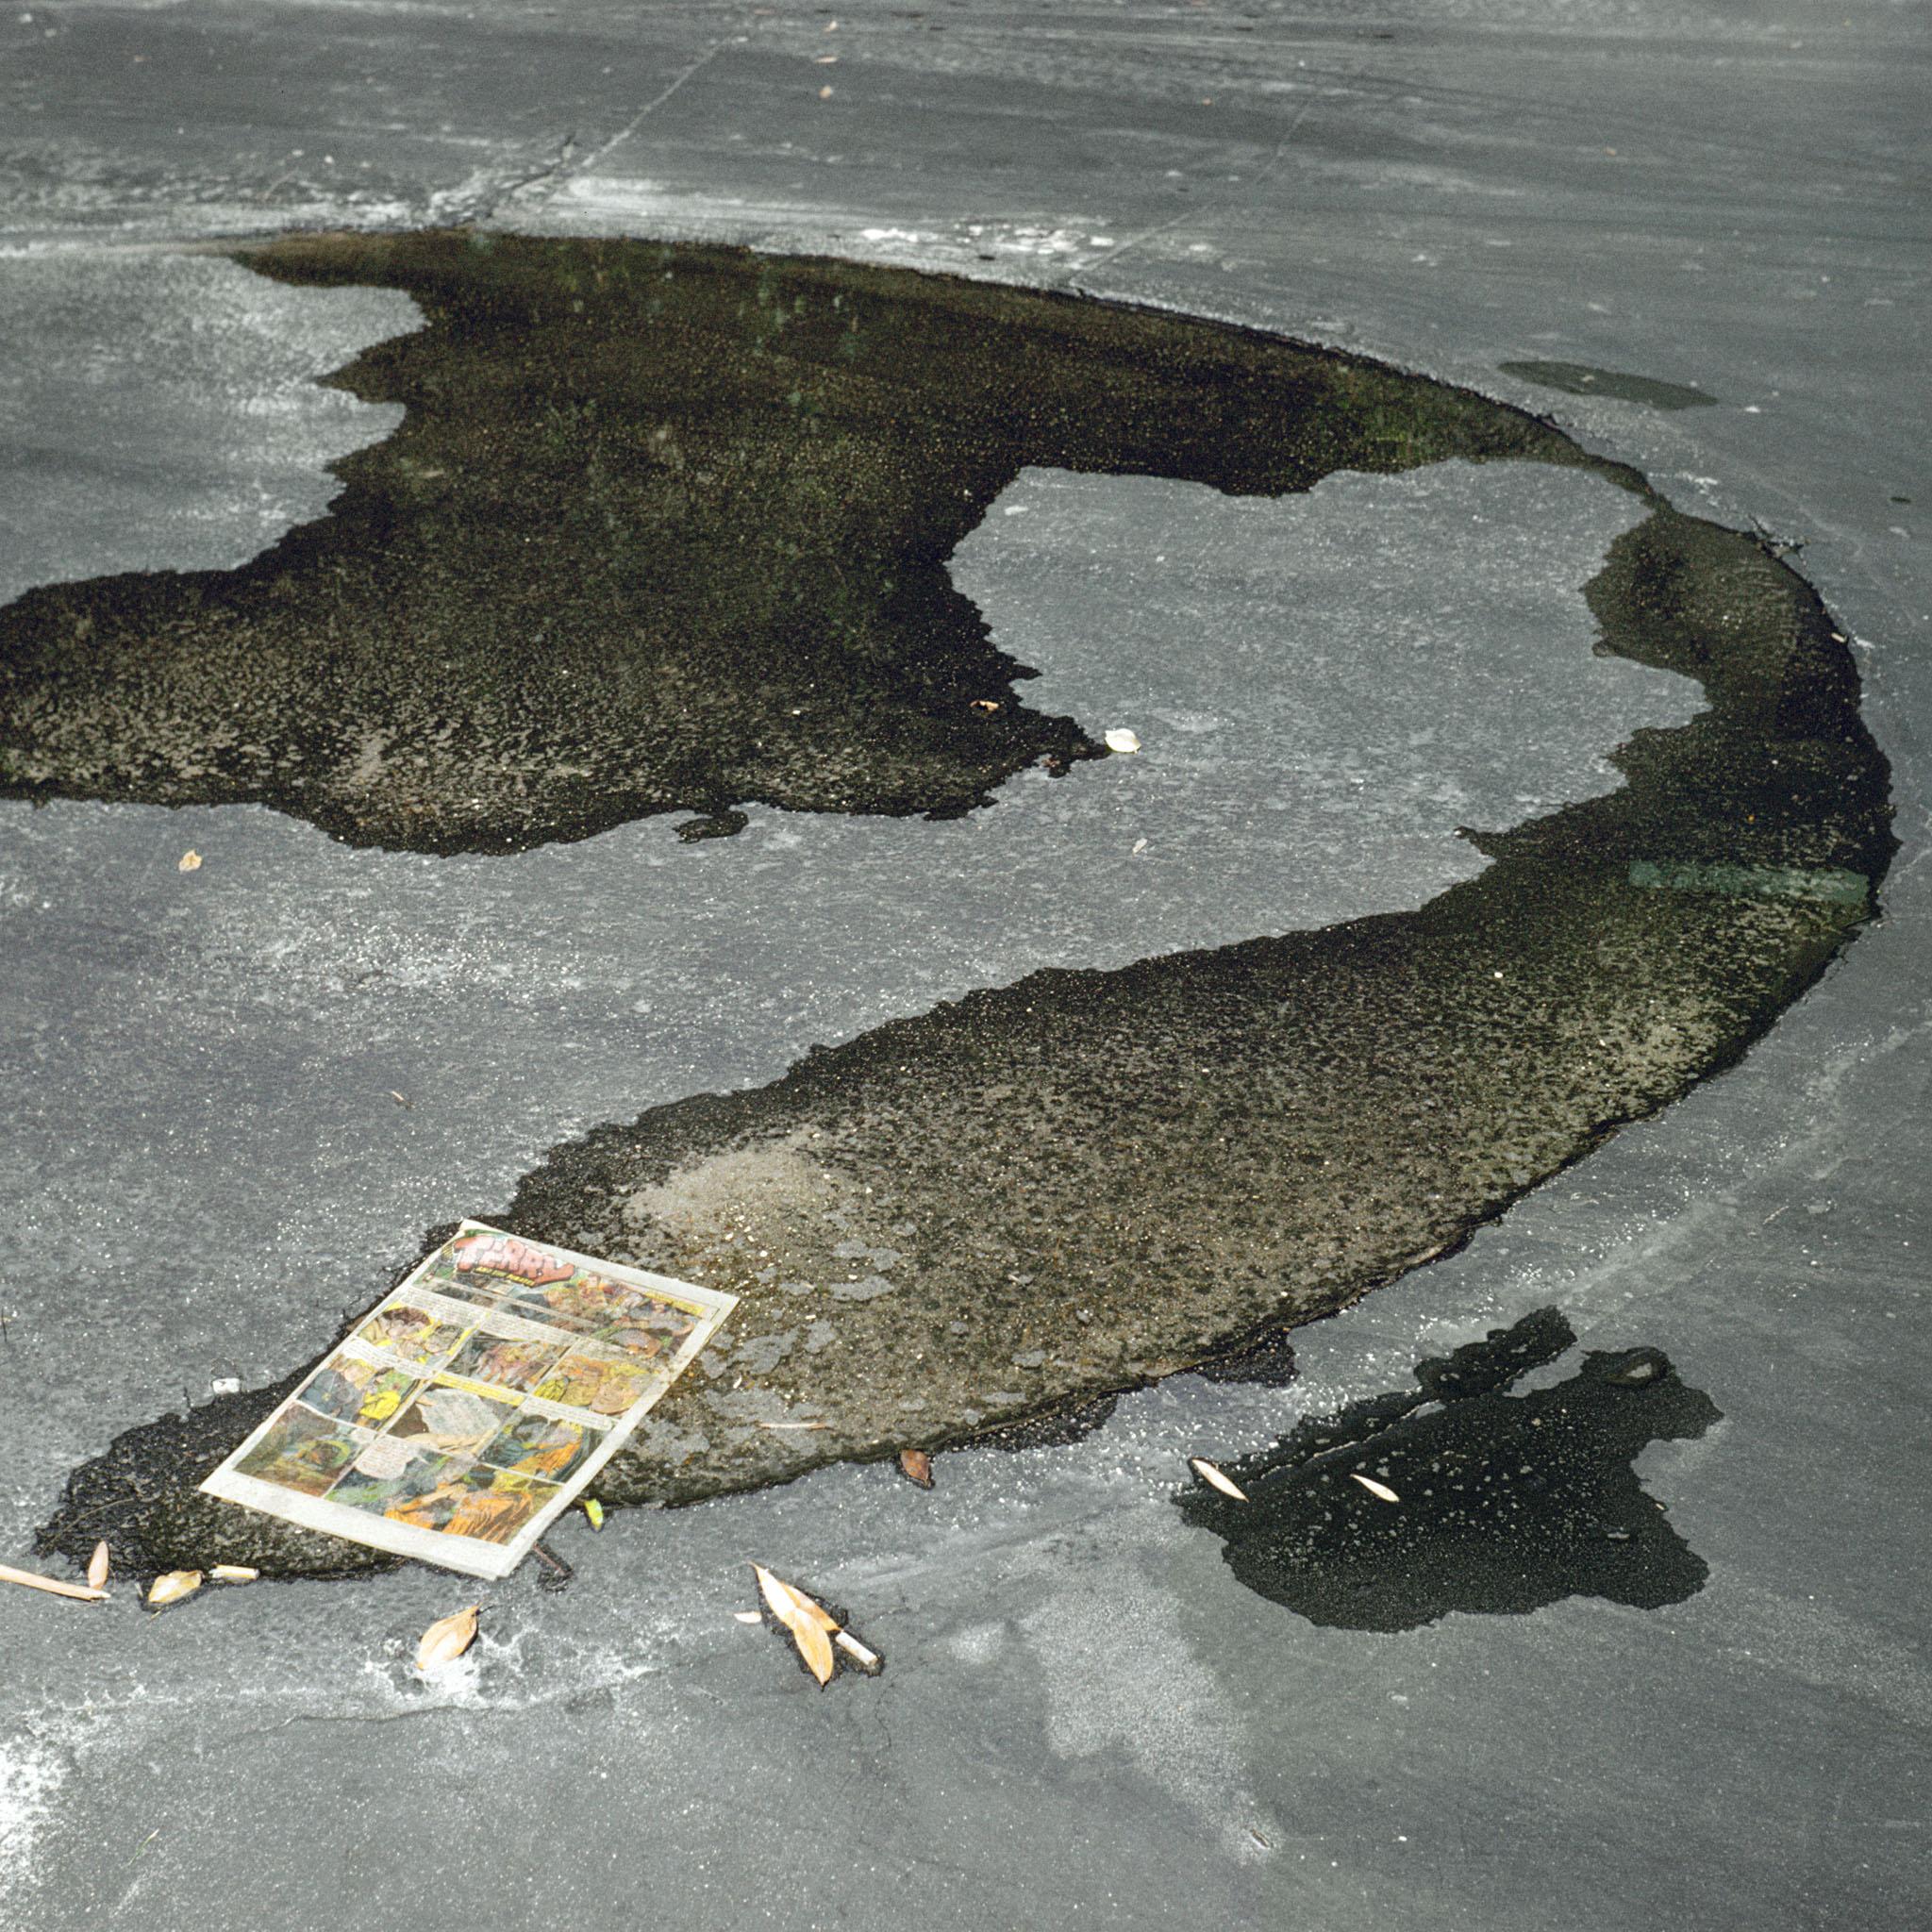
[2,5,1928,1929]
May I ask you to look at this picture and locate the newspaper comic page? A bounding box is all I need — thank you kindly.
[201,1223,737,1577]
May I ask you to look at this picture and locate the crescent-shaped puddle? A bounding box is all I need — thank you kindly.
[17,232,1890,1580]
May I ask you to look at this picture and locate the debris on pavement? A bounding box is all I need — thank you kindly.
[146,1569,203,1607]
[581,1498,605,1530]
[751,1564,883,1686]
[198,1222,736,1579]
[87,1541,110,1590]
[1350,1473,1401,1504]
[415,1604,479,1674]
[897,1449,934,1489]
[176,849,202,872]
[1103,727,1141,754]
[209,1564,258,1583]
[1190,1457,1248,1501]
[1,1558,108,1603]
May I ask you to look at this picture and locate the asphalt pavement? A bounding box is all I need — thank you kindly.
[1,5,1926,1929]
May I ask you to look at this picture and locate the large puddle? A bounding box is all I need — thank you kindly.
[12,233,1890,1579]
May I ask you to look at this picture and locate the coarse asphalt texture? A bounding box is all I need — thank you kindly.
[1,5,1927,1930]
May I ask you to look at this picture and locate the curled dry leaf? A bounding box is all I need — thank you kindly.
[753,1564,838,1687]
[210,1565,258,1584]
[1190,1457,1249,1502]
[147,1570,203,1607]
[87,1541,110,1591]
[415,1604,480,1674]
[898,1448,934,1489]
[1350,1473,1401,1504]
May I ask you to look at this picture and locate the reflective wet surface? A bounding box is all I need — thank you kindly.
[1178,1307,1719,1630]
[25,242,1890,1581]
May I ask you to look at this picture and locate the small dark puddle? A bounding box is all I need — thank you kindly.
[1499,360,1720,410]
[1177,1308,1718,1631]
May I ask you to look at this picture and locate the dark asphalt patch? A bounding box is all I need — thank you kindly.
[1499,359,1721,410]
[31,242,1891,1583]
[1176,1307,1719,1631]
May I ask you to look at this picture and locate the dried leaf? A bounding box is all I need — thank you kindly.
[147,1570,203,1607]
[1104,727,1141,754]
[753,1564,838,1686]
[1190,1457,1249,1502]
[177,849,202,872]
[210,1564,258,1584]
[898,1448,934,1489]
[0,1559,108,1604]
[415,1604,480,1673]
[1350,1472,1401,1504]
[582,1498,605,1530]
[87,1541,110,1591]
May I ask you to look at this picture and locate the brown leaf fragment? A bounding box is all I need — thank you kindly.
[1190,1457,1249,1502]
[753,1564,838,1686]
[0,1559,108,1603]
[87,1541,110,1591]
[415,1604,480,1673]
[210,1564,258,1584]
[1349,1472,1401,1504]
[147,1569,203,1607]
[898,1448,934,1489]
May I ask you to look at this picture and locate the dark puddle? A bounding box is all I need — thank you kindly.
[29,234,1892,1582]
[1499,360,1720,411]
[3,228,1568,854]
[1178,1308,1719,1631]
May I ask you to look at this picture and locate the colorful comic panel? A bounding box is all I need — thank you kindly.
[500,1271,634,1329]
[441,1329,568,1393]
[477,1409,605,1483]
[422,1266,509,1314]
[357,1302,470,1367]
[596,1291,701,1359]
[531,1350,657,1417]
[441,1466,560,1546]
[387,1378,523,1457]
[443,1229,575,1291]
[326,1443,474,1531]
[234,1406,369,1496]
[299,1352,418,1429]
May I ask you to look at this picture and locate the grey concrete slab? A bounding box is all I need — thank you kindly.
[1,4,1927,1929]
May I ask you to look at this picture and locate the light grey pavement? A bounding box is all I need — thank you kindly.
[2,4,1927,1928]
